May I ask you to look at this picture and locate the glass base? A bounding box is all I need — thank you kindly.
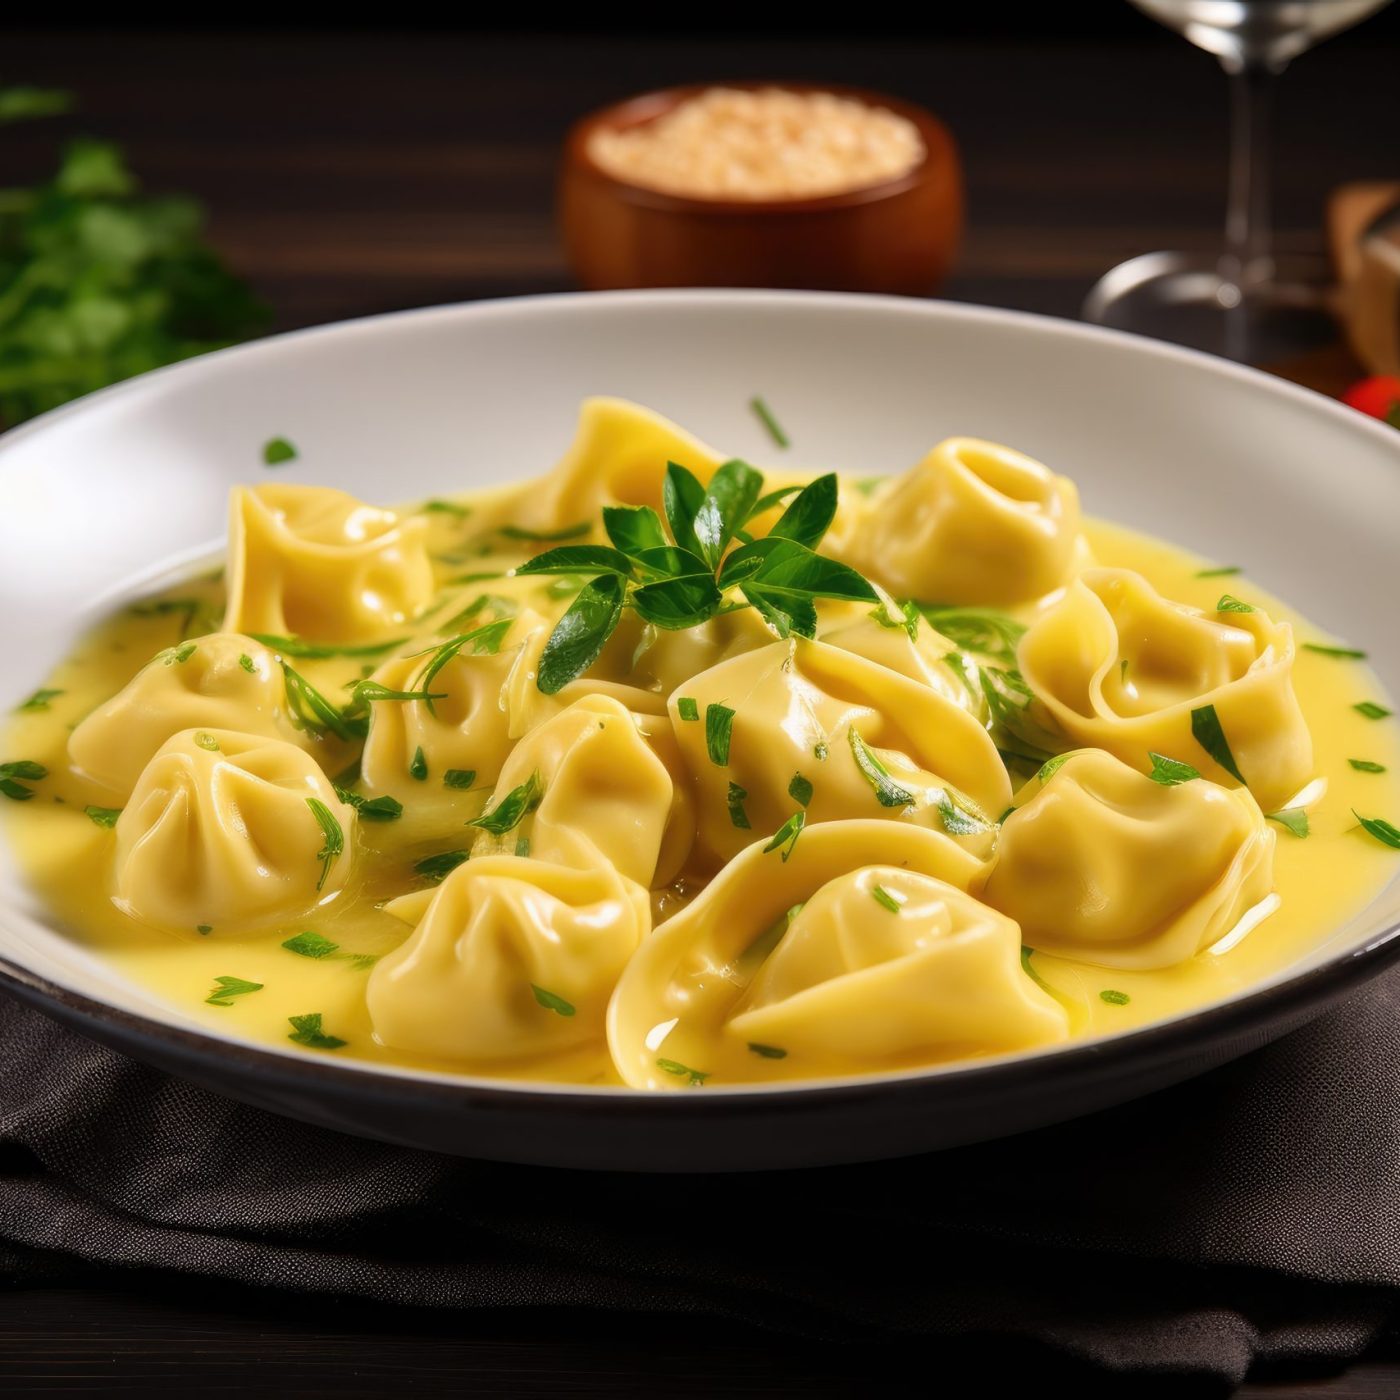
[1082,251,1338,365]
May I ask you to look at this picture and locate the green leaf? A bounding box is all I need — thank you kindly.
[0,86,74,124]
[17,688,63,712]
[663,461,707,558]
[287,1012,347,1050]
[500,521,590,542]
[409,619,514,714]
[409,746,428,781]
[535,575,626,695]
[530,984,576,1017]
[1190,704,1246,783]
[766,474,838,549]
[1355,701,1393,720]
[513,545,634,578]
[238,654,255,673]
[0,779,34,801]
[848,727,915,809]
[1303,642,1368,660]
[0,761,48,781]
[1266,808,1310,838]
[694,459,765,569]
[194,732,221,752]
[443,769,477,789]
[1354,811,1400,850]
[763,809,806,861]
[282,663,365,743]
[282,930,338,959]
[1147,752,1202,786]
[262,437,298,467]
[706,703,736,766]
[250,633,405,660]
[745,483,803,520]
[335,787,403,822]
[1215,594,1254,613]
[1349,759,1387,774]
[656,1057,709,1086]
[204,976,263,1007]
[630,544,713,581]
[749,395,789,448]
[871,884,904,914]
[419,498,471,518]
[468,771,543,836]
[788,773,814,807]
[871,594,920,642]
[726,781,751,829]
[1194,565,1241,578]
[157,641,199,666]
[747,1042,788,1059]
[84,805,122,828]
[413,849,469,883]
[632,574,723,630]
[305,798,345,892]
[677,697,699,723]
[1036,753,1071,784]
[936,792,990,836]
[1099,989,1131,1006]
[741,585,817,640]
[725,537,876,603]
[56,138,135,196]
[1020,946,1054,994]
[918,607,1025,667]
[602,504,667,559]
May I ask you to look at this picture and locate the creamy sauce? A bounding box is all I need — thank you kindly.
[4,475,1398,1087]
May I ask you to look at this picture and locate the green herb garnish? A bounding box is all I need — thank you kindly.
[500,521,591,542]
[262,436,297,466]
[788,773,813,807]
[1349,759,1387,774]
[196,924,212,935]
[158,641,198,666]
[238,653,256,673]
[1036,753,1071,784]
[918,606,1025,667]
[1355,702,1392,720]
[194,731,220,752]
[305,798,345,892]
[1147,752,1201,786]
[1190,704,1245,784]
[871,884,904,914]
[676,696,699,722]
[83,804,122,827]
[936,792,990,836]
[0,759,47,801]
[848,727,914,809]
[409,746,428,782]
[1267,808,1310,838]
[657,1058,710,1086]
[763,809,805,861]
[205,976,263,1007]
[1303,642,1368,660]
[1020,946,1054,995]
[1354,811,1400,850]
[467,771,542,836]
[1215,594,1254,613]
[749,395,790,449]
[287,1012,347,1050]
[443,769,476,790]
[748,1042,788,1059]
[251,633,405,660]
[413,849,469,883]
[530,984,576,1017]
[334,787,403,822]
[1099,989,1131,1006]
[705,703,736,766]
[1195,565,1241,578]
[282,663,366,742]
[282,930,338,959]
[420,498,471,518]
[726,781,751,830]
[17,688,62,712]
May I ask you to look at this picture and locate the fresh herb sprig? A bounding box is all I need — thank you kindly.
[514,462,876,693]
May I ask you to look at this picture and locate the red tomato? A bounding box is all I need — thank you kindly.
[1342,375,1400,422]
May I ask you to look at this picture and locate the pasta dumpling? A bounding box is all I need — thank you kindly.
[68,633,313,802]
[607,821,1065,1088]
[668,638,1010,867]
[223,483,433,642]
[472,695,692,888]
[369,854,650,1064]
[980,749,1276,970]
[359,611,550,798]
[514,397,725,532]
[833,437,1085,605]
[1018,568,1313,809]
[113,729,357,932]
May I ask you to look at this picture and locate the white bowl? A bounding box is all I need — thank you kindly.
[1,290,1397,1171]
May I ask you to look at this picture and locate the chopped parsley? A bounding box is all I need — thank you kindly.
[334,788,403,822]
[1190,704,1246,784]
[848,727,914,809]
[1147,752,1201,786]
[1036,753,1071,784]
[205,976,263,1007]
[158,641,198,666]
[1303,642,1367,660]
[238,653,256,673]
[1215,594,1254,613]
[83,805,122,827]
[281,930,339,959]
[262,437,298,466]
[1355,702,1392,720]
[500,521,591,542]
[657,1058,709,1086]
[1267,809,1310,838]
[193,731,220,752]
[0,760,48,801]
[17,688,62,712]
[787,772,814,807]
[413,849,470,883]
[763,809,805,861]
[726,781,751,829]
[748,1043,788,1059]
[530,984,576,1017]
[443,769,477,790]
[467,771,542,836]
[287,1012,346,1050]
[705,703,736,766]
[409,746,429,782]
[676,696,700,723]
[870,884,904,914]
[1349,759,1387,774]
[749,395,790,449]
[1099,989,1131,1006]
[1195,565,1242,578]
[305,798,345,892]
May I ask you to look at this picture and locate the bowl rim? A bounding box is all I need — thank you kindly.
[2,286,1399,1111]
[561,80,960,217]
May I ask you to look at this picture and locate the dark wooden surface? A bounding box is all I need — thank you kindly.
[3,25,1400,1397]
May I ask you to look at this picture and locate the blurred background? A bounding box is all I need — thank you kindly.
[2,14,1398,411]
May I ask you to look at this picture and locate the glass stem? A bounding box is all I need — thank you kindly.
[1223,61,1276,296]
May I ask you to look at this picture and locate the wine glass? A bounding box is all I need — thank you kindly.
[1083,0,1394,364]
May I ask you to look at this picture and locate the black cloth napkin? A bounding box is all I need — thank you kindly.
[3,970,1400,1392]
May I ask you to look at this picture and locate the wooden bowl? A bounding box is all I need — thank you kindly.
[559,83,963,295]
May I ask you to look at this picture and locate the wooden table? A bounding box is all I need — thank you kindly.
[2,26,1398,1397]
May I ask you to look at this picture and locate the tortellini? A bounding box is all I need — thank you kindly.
[359,611,550,799]
[68,633,313,802]
[514,397,724,532]
[113,729,357,933]
[473,695,693,888]
[608,821,1066,1087]
[223,483,433,642]
[833,437,1085,605]
[1018,568,1313,810]
[668,638,1011,867]
[369,854,650,1065]
[980,750,1276,970]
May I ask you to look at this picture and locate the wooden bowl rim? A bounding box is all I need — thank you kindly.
[563,80,959,217]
